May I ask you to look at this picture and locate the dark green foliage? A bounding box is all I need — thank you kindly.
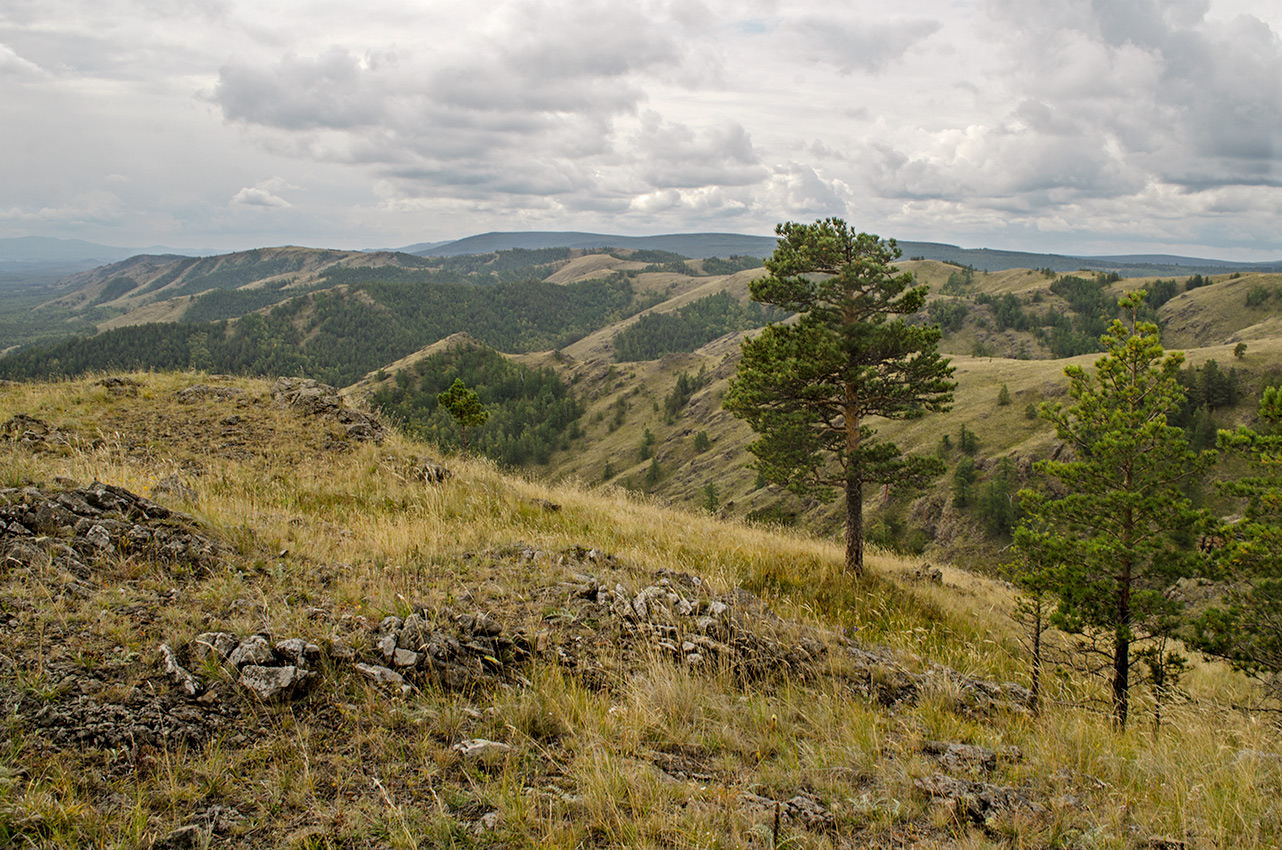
[953,457,977,508]
[724,218,955,575]
[958,424,979,455]
[974,292,1031,331]
[663,368,709,421]
[645,457,662,486]
[1234,342,1248,360]
[640,260,697,276]
[1192,387,1282,695]
[370,346,582,467]
[0,275,640,385]
[166,251,310,298]
[136,257,200,295]
[93,276,140,305]
[613,292,789,362]
[941,268,974,295]
[976,457,1021,537]
[1185,273,1211,290]
[701,255,764,275]
[997,384,1011,406]
[182,278,316,323]
[1015,292,1213,728]
[693,430,711,453]
[1145,279,1180,310]
[613,249,688,264]
[436,378,490,449]
[926,299,968,334]
[602,461,614,480]
[703,482,719,512]
[639,428,656,461]
[1246,285,1273,308]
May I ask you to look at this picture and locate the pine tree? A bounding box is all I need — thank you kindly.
[1193,386,1282,700]
[1015,291,1213,729]
[723,219,955,576]
[436,378,489,450]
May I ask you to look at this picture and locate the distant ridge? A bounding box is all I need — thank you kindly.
[410,231,778,260]
[408,231,1282,277]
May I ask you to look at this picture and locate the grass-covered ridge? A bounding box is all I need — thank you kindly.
[0,372,1278,848]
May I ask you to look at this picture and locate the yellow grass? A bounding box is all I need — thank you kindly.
[0,372,1278,849]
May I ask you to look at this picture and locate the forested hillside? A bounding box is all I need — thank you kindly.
[7,241,1282,568]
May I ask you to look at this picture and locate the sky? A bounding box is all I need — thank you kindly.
[2,0,1281,259]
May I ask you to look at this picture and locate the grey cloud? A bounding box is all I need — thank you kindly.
[216,48,387,130]
[0,42,44,77]
[230,186,290,207]
[986,0,1282,189]
[633,116,766,189]
[788,16,941,73]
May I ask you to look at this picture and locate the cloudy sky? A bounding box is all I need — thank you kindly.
[2,0,1280,258]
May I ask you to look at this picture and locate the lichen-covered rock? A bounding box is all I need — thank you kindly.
[239,665,313,701]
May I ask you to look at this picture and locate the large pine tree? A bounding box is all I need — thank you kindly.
[723,219,955,576]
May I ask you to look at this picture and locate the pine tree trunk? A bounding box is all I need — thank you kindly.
[844,382,864,577]
[1031,601,1043,715]
[1113,557,1132,730]
[845,470,864,577]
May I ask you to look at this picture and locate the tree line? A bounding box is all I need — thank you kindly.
[0,274,646,386]
[370,345,583,467]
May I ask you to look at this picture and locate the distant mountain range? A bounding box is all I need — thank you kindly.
[404,232,1282,277]
[5,232,1282,279]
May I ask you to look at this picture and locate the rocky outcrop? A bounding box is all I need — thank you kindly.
[271,377,386,443]
[0,481,220,578]
[1,414,74,452]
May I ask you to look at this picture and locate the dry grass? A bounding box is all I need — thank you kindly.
[1,372,1279,849]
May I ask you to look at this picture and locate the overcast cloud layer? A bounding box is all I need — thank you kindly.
[2,0,1280,258]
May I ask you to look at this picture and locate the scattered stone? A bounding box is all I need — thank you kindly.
[272,378,385,443]
[454,739,511,761]
[159,643,202,697]
[175,384,244,403]
[356,663,406,689]
[921,740,1008,773]
[239,665,313,701]
[95,376,140,397]
[912,563,944,584]
[194,632,238,662]
[0,481,220,576]
[153,824,205,849]
[227,635,274,669]
[274,638,320,667]
[913,774,1043,825]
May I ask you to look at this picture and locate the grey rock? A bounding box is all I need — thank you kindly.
[239,665,312,701]
[356,663,405,688]
[227,634,274,669]
[377,634,398,663]
[275,638,320,668]
[153,824,205,849]
[392,648,421,668]
[159,643,201,697]
[454,738,511,760]
[84,524,112,550]
[194,632,238,662]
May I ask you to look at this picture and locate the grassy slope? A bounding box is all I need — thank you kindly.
[1,373,1278,848]
[497,266,1282,549]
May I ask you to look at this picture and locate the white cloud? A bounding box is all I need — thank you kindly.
[0,42,46,77]
[230,186,291,207]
